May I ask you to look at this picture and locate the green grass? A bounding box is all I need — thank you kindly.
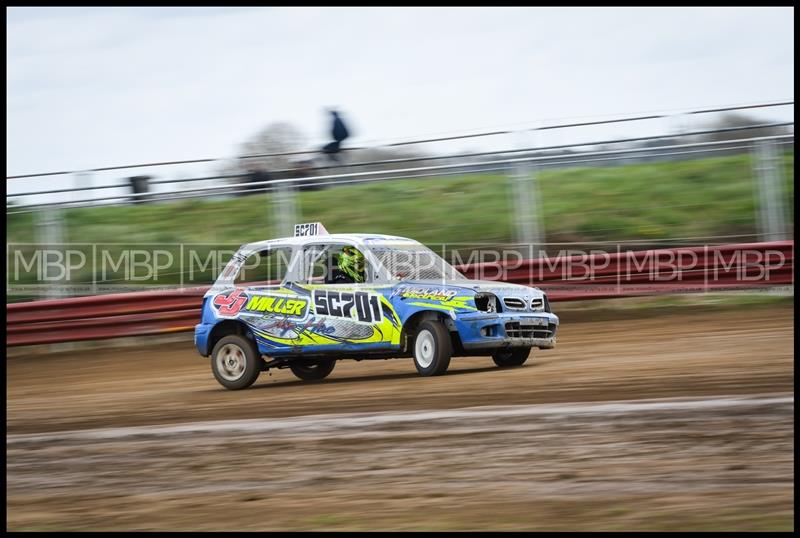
[7,152,793,246]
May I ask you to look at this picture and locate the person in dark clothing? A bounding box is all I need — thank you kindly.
[321,109,350,163]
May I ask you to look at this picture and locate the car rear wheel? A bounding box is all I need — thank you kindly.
[211,334,261,390]
[492,347,531,367]
[290,358,337,381]
[413,320,452,376]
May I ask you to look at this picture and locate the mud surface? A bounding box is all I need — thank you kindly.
[6,307,795,531]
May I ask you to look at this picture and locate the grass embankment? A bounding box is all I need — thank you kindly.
[7,152,794,245]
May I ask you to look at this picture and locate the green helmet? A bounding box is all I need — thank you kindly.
[338,246,365,283]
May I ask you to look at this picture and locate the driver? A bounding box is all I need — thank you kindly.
[334,246,366,283]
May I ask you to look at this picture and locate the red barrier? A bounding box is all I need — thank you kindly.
[6,241,793,346]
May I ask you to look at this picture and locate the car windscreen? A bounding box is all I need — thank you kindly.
[370,243,466,281]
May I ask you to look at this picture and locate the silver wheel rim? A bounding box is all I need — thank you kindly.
[216,343,246,381]
[415,330,435,369]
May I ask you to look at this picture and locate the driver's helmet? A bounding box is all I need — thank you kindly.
[338,246,365,283]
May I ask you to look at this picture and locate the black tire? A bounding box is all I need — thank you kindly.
[492,347,531,367]
[412,320,452,376]
[211,334,261,390]
[290,358,337,381]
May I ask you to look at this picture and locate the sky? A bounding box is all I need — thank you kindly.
[6,6,795,198]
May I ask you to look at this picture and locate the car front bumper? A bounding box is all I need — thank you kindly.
[455,311,559,350]
[194,323,212,356]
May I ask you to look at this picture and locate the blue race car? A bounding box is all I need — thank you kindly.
[195,223,558,389]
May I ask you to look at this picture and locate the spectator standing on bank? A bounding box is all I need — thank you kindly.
[321,109,350,163]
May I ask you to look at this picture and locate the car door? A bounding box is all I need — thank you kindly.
[210,246,313,354]
[294,242,401,352]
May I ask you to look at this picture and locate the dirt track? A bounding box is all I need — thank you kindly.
[6,306,795,531]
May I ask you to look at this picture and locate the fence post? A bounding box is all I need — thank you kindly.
[752,139,789,241]
[508,131,545,257]
[74,171,92,204]
[35,207,66,299]
[272,181,299,237]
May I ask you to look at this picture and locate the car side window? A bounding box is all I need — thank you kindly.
[302,244,371,285]
[234,247,293,287]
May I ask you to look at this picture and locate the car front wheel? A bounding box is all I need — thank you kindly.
[413,320,452,376]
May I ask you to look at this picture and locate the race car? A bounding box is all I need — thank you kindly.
[195,222,559,389]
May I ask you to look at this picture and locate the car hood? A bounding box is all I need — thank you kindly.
[398,279,544,298]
